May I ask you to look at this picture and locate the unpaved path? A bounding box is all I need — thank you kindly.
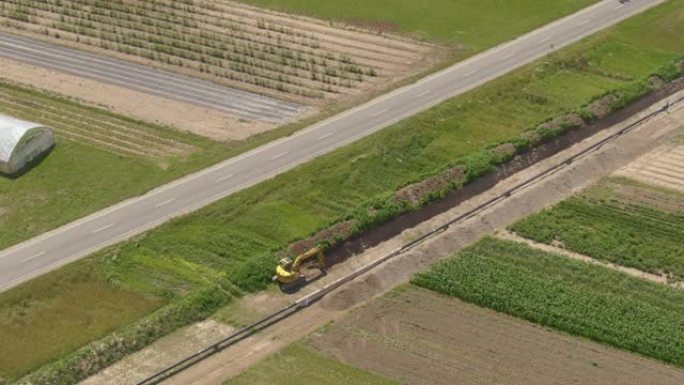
[497,230,684,288]
[309,286,684,385]
[78,320,234,385]
[150,90,684,385]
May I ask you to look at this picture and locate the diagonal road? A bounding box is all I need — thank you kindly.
[0,33,304,123]
[0,0,665,292]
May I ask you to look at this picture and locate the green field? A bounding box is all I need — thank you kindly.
[0,258,164,381]
[5,0,684,381]
[242,0,597,48]
[412,237,684,367]
[223,344,399,385]
[0,81,236,250]
[510,177,684,280]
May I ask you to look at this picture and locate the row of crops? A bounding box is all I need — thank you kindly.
[0,0,423,102]
[510,179,684,281]
[0,80,199,158]
[412,236,684,368]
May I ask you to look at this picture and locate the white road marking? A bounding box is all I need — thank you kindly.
[579,18,591,26]
[415,90,432,98]
[370,108,388,117]
[539,36,551,43]
[614,4,625,10]
[271,152,288,160]
[155,198,176,208]
[502,52,515,59]
[464,69,479,77]
[317,132,333,141]
[21,251,45,263]
[214,174,234,183]
[91,223,114,234]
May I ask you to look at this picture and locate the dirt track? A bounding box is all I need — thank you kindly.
[149,91,684,385]
[309,286,684,385]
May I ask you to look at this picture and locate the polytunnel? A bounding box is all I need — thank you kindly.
[0,114,55,175]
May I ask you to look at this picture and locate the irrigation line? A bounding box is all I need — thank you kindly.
[136,96,682,385]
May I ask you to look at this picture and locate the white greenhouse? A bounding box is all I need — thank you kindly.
[0,114,55,175]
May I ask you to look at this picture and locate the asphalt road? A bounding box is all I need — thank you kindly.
[0,0,665,292]
[0,33,303,123]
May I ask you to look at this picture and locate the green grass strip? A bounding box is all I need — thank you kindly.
[510,185,684,280]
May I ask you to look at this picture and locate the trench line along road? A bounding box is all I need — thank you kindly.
[0,0,665,292]
[0,33,304,123]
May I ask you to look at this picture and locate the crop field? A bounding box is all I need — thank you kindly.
[244,0,598,50]
[0,79,231,250]
[305,285,684,385]
[616,143,684,192]
[223,344,399,385]
[0,0,433,105]
[4,0,684,381]
[412,237,684,368]
[510,177,684,281]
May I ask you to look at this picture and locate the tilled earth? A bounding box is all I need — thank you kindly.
[308,286,684,385]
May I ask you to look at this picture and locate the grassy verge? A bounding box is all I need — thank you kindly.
[412,237,684,367]
[510,177,684,280]
[5,0,684,381]
[242,0,598,48]
[0,259,163,382]
[222,343,399,385]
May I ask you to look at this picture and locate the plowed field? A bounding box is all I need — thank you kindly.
[309,286,684,385]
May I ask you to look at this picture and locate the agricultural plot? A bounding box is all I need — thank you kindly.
[0,0,434,105]
[304,286,684,385]
[412,237,684,368]
[0,79,230,250]
[616,144,684,192]
[510,177,684,281]
[224,344,399,385]
[244,0,598,49]
[5,0,684,381]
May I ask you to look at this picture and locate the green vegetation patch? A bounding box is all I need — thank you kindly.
[0,259,164,381]
[243,0,597,48]
[4,0,684,380]
[223,343,399,385]
[412,237,684,368]
[510,177,684,280]
[0,80,230,250]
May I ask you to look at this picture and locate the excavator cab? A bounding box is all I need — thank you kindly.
[273,247,325,285]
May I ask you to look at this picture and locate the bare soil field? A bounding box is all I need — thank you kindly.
[0,0,436,105]
[0,57,273,141]
[616,143,684,192]
[308,286,684,385]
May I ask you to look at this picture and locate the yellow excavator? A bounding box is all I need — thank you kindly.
[273,246,326,285]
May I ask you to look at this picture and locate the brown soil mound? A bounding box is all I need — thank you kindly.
[394,167,465,206]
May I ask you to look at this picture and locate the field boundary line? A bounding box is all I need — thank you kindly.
[496,230,684,288]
